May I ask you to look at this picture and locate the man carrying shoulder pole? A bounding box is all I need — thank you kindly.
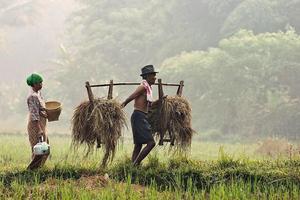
[121,65,159,166]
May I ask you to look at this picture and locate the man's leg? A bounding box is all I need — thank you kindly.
[133,141,155,166]
[132,144,142,163]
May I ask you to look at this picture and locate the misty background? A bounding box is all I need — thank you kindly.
[0,0,300,141]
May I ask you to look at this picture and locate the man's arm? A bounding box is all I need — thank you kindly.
[121,85,145,108]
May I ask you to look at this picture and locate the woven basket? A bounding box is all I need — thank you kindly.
[45,101,62,122]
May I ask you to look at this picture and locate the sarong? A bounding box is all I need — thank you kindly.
[27,117,50,170]
[131,110,154,144]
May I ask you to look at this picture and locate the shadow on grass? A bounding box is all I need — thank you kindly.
[0,166,101,187]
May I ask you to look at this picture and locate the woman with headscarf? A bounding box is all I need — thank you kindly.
[26,73,50,170]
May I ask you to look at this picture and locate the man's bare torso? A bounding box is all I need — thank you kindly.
[134,89,148,113]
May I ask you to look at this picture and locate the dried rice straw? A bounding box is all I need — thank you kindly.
[71,98,127,166]
[149,96,194,151]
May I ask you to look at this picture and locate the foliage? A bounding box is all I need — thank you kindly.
[160,29,300,138]
[47,0,300,138]
[221,0,300,36]
[2,0,300,138]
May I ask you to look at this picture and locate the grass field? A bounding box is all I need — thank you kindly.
[0,134,299,199]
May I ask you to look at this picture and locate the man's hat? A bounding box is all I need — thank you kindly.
[140,65,158,76]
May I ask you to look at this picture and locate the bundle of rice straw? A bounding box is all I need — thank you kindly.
[71,98,127,166]
[148,96,194,151]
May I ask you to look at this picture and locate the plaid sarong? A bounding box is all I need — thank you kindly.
[27,117,49,170]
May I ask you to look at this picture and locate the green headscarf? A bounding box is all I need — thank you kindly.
[26,73,43,86]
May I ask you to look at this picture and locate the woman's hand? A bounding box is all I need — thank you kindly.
[38,134,44,142]
[40,110,48,118]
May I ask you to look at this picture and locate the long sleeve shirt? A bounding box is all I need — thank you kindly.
[27,89,46,121]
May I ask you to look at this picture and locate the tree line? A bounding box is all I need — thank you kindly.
[1,0,300,138]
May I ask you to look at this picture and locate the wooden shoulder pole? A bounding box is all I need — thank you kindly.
[85,81,94,104]
[158,79,164,100]
[86,81,99,146]
[108,80,114,100]
[157,78,165,145]
[176,80,184,97]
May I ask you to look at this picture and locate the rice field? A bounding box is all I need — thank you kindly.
[0,134,299,199]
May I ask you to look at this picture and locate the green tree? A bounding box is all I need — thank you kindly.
[64,0,300,84]
[160,29,300,138]
[65,0,238,81]
[10,0,299,135]
[221,0,300,37]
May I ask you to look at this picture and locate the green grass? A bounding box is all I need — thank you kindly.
[0,134,260,168]
[0,134,299,199]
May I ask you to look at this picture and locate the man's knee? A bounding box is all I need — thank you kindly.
[148,140,155,148]
[134,144,142,149]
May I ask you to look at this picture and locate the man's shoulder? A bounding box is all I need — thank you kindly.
[136,85,146,91]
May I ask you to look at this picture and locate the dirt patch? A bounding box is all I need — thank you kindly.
[31,173,148,197]
[36,174,110,191]
[77,174,109,189]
